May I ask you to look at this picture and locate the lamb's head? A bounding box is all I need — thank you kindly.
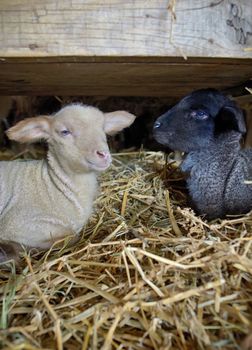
[153,89,246,153]
[6,104,136,172]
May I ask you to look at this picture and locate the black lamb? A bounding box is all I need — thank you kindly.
[153,88,252,220]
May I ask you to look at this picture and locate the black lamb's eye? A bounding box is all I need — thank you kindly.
[60,129,71,136]
[190,110,209,120]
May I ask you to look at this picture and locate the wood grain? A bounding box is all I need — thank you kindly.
[0,1,251,96]
[0,57,251,96]
[0,0,252,58]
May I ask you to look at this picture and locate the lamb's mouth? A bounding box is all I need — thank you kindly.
[86,160,111,171]
[153,133,171,147]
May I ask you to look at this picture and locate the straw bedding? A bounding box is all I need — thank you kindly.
[0,149,252,350]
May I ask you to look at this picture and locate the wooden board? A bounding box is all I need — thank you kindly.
[0,0,252,58]
[0,1,251,96]
[0,57,251,96]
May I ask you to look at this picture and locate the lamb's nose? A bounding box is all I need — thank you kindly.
[96,150,109,159]
[154,121,162,129]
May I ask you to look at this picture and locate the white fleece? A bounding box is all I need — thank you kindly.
[0,155,97,248]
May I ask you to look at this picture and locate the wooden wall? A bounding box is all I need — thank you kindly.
[0,0,251,96]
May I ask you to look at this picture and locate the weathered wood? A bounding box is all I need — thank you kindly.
[0,0,252,58]
[0,1,251,96]
[0,57,251,96]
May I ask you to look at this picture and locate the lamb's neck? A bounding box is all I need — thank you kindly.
[212,131,242,151]
[46,151,97,215]
[181,131,241,173]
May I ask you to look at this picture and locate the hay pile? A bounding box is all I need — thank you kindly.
[0,150,252,350]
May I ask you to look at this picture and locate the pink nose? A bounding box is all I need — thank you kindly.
[96,150,109,159]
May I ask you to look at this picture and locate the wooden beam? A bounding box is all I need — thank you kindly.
[0,57,251,96]
[0,1,251,96]
[0,0,252,59]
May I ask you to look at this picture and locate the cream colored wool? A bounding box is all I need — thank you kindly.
[0,104,135,250]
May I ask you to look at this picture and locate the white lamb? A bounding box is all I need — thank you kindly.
[0,104,136,262]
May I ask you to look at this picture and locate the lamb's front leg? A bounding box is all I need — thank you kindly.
[181,155,226,219]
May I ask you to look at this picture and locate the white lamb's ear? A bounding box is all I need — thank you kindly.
[6,116,51,143]
[104,111,136,135]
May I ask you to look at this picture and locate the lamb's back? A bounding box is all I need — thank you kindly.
[0,159,41,214]
[224,148,252,214]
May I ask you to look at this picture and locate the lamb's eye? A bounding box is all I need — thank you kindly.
[190,110,209,120]
[60,129,71,136]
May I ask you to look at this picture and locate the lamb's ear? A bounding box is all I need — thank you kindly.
[6,116,51,143]
[215,105,246,135]
[104,111,136,135]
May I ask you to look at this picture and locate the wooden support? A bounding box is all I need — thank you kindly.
[0,0,252,58]
[0,0,251,96]
[0,57,251,96]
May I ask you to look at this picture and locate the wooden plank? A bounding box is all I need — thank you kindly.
[0,0,252,58]
[0,57,251,96]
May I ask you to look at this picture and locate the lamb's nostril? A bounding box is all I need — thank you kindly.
[96,150,108,159]
[154,121,162,129]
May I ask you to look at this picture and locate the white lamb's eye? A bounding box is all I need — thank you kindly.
[60,129,71,136]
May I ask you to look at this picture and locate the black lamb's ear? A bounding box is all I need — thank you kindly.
[215,105,246,135]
